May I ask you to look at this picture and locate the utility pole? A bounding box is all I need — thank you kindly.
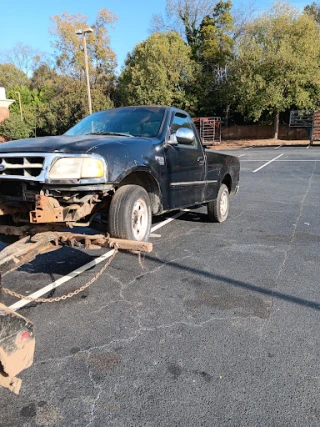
[15,91,23,121]
[75,28,93,115]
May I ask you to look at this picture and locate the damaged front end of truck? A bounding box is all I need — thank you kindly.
[0,152,114,232]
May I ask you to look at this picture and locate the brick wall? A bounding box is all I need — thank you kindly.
[0,107,9,123]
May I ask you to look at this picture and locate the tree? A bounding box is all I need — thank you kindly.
[36,76,88,135]
[50,9,117,83]
[304,2,320,23]
[0,42,43,76]
[199,0,234,66]
[0,63,29,88]
[150,0,218,59]
[150,0,238,119]
[30,64,57,89]
[187,1,235,117]
[117,32,198,110]
[233,2,320,138]
[4,86,40,138]
[34,74,113,136]
[232,1,257,39]
[0,114,33,140]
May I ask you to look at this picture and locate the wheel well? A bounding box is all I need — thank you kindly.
[118,172,162,214]
[222,174,232,193]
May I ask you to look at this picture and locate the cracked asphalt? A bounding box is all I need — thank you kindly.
[0,146,319,426]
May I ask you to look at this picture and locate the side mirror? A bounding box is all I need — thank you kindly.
[175,128,195,145]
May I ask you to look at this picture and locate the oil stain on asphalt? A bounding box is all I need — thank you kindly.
[182,277,271,318]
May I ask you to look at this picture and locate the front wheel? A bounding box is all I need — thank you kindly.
[108,184,152,241]
[207,184,230,223]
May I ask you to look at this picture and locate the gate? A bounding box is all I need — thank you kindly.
[193,117,222,145]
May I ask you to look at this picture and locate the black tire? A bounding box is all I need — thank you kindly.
[207,184,230,223]
[108,184,152,241]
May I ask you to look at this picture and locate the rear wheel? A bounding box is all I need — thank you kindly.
[207,184,229,223]
[108,184,152,241]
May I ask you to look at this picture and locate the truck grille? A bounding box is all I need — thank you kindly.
[0,156,45,178]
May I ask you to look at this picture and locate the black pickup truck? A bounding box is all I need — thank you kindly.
[0,106,240,242]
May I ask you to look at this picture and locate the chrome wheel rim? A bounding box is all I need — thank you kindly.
[220,190,228,217]
[132,199,148,241]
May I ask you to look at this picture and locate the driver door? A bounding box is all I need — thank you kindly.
[164,112,206,208]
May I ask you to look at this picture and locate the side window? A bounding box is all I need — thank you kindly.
[171,113,196,147]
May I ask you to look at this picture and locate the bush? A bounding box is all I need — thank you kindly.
[0,114,33,140]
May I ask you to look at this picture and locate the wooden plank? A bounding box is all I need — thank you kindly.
[108,238,153,253]
[0,230,153,276]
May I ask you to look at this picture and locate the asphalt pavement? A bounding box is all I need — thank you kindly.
[0,146,319,427]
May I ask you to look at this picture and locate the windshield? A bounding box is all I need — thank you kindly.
[65,107,166,138]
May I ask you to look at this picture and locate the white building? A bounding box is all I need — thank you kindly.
[0,87,15,123]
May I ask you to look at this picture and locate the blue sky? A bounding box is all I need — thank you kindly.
[0,0,311,72]
[0,0,166,71]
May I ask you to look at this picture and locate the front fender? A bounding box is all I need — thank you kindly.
[115,164,153,184]
[92,143,129,182]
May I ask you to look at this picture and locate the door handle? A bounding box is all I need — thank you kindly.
[197,157,205,166]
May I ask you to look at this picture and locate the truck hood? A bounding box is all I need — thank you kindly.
[0,135,138,154]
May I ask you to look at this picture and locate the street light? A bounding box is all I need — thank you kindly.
[75,27,94,115]
[15,91,23,122]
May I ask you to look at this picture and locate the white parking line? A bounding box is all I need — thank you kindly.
[9,210,187,311]
[274,145,283,150]
[244,146,254,150]
[238,154,246,158]
[252,154,283,173]
[150,210,187,232]
[306,144,310,149]
[9,251,117,311]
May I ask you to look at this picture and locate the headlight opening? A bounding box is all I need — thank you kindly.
[49,157,105,180]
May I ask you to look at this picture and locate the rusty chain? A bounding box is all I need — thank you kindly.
[2,247,119,303]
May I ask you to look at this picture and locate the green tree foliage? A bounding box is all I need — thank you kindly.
[0,10,118,140]
[199,0,234,66]
[48,9,117,122]
[0,114,33,140]
[197,0,235,116]
[233,2,320,137]
[7,87,36,115]
[304,2,320,23]
[4,1,320,141]
[0,63,29,88]
[50,9,117,83]
[1,87,38,140]
[30,64,56,89]
[36,76,87,135]
[117,32,198,110]
[0,68,114,139]
[150,0,217,60]
[33,72,113,136]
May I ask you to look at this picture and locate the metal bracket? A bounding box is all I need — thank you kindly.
[29,195,63,223]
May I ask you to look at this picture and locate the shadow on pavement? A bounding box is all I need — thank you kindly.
[141,253,320,312]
